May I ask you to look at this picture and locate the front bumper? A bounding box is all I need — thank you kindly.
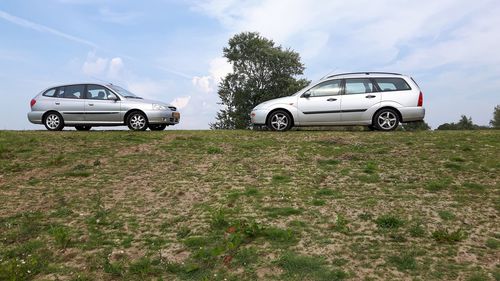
[147,110,180,125]
[400,107,425,122]
[250,109,268,125]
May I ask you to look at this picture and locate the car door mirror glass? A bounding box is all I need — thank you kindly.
[302,91,311,98]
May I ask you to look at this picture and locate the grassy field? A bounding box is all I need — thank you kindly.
[0,130,499,281]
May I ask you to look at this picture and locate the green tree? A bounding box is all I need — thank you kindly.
[490,105,500,128]
[437,115,479,130]
[402,121,431,131]
[211,32,309,129]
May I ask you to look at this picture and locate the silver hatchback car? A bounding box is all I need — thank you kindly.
[251,72,425,131]
[28,83,180,131]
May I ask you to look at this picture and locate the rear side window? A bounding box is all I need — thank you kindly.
[374,78,411,92]
[61,85,85,99]
[344,79,376,94]
[42,88,57,97]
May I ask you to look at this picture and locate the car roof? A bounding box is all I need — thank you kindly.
[324,72,409,80]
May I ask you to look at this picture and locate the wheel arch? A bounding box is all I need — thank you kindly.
[371,106,402,125]
[42,110,63,123]
[266,108,295,127]
[124,109,148,123]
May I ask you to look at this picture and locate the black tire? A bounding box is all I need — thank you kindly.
[43,112,65,131]
[127,111,148,131]
[367,125,376,131]
[373,108,400,131]
[149,124,167,131]
[266,110,293,132]
[75,125,92,131]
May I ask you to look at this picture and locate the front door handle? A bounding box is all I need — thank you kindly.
[365,95,376,99]
[55,102,60,105]
[88,103,94,106]
[327,98,337,102]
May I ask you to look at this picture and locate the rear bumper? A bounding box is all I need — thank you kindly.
[400,107,425,122]
[27,112,43,124]
[146,110,180,125]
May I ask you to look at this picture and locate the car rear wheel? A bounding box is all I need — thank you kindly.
[127,112,148,131]
[149,124,167,131]
[75,125,92,131]
[373,109,399,131]
[44,112,64,131]
[267,110,292,132]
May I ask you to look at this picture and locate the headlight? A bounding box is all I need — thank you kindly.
[152,104,167,110]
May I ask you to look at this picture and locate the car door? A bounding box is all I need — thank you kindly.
[84,84,122,123]
[297,79,342,125]
[58,85,86,123]
[341,78,380,122]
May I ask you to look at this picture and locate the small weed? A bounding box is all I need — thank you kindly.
[263,227,297,245]
[317,159,341,169]
[485,238,499,249]
[315,188,341,197]
[207,146,223,154]
[233,247,258,266]
[426,178,452,192]
[363,162,378,174]
[128,257,160,277]
[408,223,426,238]
[444,162,463,170]
[48,154,65,166]
[438,210,456,221]
[358,174,380,183]
[332,214,350,234]
[277,252,348,281]
[358,212,373,221]
[49,225,72,249]
[432,228,467,243]
[176,226,191,239]
[312,199,326,206]
[387,251,417,271]
[375,215,405,229]
[467,271,490,281]
[272,174,291,184]
[210,209,229,229]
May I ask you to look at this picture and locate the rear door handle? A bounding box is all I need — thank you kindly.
[327,98,337,102]
[88,103,94,106]
[55,102,60,105]
[365,95,376,99]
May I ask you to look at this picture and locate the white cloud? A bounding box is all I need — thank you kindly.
[81,52,126,80]
[108,57,125,79]
[192,57,232,93]
[171,96,191,109]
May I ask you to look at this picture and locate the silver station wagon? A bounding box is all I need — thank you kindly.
[251,72,425,131]
[28,83,180,131]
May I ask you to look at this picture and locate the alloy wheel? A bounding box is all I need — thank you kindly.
[377,111,397,130]
[270,113,288,131]
[46,114,60,130]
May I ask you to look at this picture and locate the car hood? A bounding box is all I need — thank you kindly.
[255,96,295,109]
[125,98,170,107]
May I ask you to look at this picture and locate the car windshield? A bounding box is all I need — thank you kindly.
[108,85,143,99]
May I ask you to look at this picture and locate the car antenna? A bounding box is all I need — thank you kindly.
[90,76,112,85]
[320,68,338,80]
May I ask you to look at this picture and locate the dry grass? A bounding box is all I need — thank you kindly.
[0,130,499,280]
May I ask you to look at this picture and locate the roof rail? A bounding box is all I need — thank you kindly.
[327,72,402,78]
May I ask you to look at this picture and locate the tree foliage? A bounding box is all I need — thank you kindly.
[490,105,500,128]
[211,32,309,129]
[437,115,482,130]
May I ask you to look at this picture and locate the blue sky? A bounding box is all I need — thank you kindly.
[1,0,499,130]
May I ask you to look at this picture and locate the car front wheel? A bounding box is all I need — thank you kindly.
[44,112,64,131]
[267,110,292,132]
[373,109,399,131]
[127,112,148,131]
[149,124,167,131]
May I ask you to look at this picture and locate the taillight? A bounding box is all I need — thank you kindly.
[30,99,36,107]
[417,92,423,107]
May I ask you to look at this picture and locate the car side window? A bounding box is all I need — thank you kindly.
[86,85,115,100]
[374,78,411,92]
[307,80,341,97]
[42,88,57,97]
[344,79,376,95]
[61,85,84,99]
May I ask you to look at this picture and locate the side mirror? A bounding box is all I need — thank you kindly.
[302,92,311,98]
[109,94,119,101]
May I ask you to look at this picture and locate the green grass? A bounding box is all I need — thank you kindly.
[0,130,498,280]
